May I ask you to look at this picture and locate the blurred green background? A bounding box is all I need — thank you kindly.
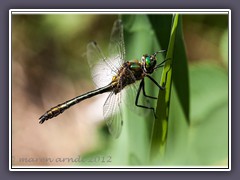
[12,13,228,167]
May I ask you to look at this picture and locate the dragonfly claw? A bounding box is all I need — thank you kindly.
[39,113,48,124]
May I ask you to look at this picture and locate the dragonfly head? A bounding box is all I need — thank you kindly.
[141,50,166,74]
[141,54,157,74]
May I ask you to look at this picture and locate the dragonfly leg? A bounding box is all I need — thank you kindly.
[135,79,156,117]
[146,75,165,90]
[153,58,173,87]
[154,57,171,70]
[141,78,157,99]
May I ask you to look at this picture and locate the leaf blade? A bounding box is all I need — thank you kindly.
[150,14,179,159]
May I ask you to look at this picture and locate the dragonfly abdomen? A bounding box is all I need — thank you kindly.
[39,84,113,124]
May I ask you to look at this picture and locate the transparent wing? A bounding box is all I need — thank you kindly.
[87,41,117,88]
[103,91,123,138]
[108,19,125,65]
[87,19,125,88]
[87,19,127,138]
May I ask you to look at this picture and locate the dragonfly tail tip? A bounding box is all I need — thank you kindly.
[39,115,47,124]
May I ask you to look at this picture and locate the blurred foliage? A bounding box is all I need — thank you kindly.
[12,13,228,167]
[165,64,228,165]
[12,15,117,104]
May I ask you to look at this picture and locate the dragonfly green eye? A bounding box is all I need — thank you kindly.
[145,56,151,67]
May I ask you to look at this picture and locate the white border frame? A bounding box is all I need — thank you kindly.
[9,9,231,171]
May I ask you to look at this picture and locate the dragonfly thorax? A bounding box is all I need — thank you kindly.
[111,61,145,94]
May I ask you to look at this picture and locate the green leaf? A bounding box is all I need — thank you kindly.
[121,14,190,164]
[150,14,177,159]
[171,16,190,124]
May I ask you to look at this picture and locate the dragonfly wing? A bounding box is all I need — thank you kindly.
[86,19,125,89]
[87,41,116,88]
[103,91,123,138]
[108,19,125,66]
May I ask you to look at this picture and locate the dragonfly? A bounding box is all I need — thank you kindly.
[39,19,168,138]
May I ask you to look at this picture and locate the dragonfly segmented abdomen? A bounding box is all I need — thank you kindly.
[39,84,113,124]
